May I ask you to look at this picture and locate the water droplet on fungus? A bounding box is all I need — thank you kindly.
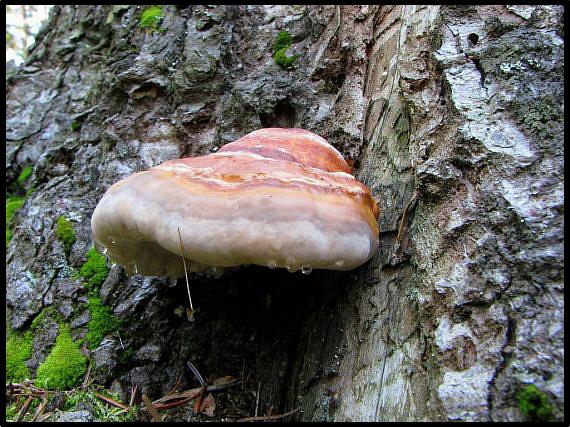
[286,254,295,265]
[267,260,277,269]
[286,255,297,273]
[301,265,312,275]
[125,264,136,276]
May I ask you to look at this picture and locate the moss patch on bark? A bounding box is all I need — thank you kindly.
[87,297,120,349]
[79,247,109,290]
[6,330,34,382]
[35,324,87,390]
[55,215,76,255]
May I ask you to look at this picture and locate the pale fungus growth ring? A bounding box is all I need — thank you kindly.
[91,128,380,277]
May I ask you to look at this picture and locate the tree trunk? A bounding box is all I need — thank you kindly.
[6,5,564,422]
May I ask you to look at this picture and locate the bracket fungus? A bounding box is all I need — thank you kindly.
[91,128,379,277]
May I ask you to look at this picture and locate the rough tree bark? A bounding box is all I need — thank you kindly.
[6,5,564,422]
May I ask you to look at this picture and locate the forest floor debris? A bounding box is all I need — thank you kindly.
[5,374,295,422]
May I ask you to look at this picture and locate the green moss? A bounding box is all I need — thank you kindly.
[139,5,164,32]
[6,194,26,247]
[64,389,139,421]
[17,165,33,185]
[516,384,554,421]
[274,49,298,69]
[273,30,292,54]
[31,310,47,331]
[55,215,76,254]
[63,389,89,410]
[272,30,298,69]
[69,120,81,132]
[6,195,25,224]
[6,330,34,383]
[30,307,64,331]
[79,247,109,291]
[6,402,18,421]
[35,324,87,390]
[86,297,120,349]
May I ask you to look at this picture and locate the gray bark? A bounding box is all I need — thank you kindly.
[6,5,564,422]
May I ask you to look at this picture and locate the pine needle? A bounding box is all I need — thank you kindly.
[177,227,194,315]
[186,361,206,387]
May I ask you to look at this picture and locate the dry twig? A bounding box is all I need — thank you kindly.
[130,384,138,407]
[193,386,207,414]
[150,378,240,410]
[15,395,34,422]
[10,392,45,398]
[30,397,47,422]
[36,411,53,422]
[94,391,129,410]
[152,388,201,406]
[7,382,46,394]
[82,362,93,388]
[152,396,197,411]
[236,407,300,423]
[165,374,183,398]
[205,378,241,393]
[142,394,163,422]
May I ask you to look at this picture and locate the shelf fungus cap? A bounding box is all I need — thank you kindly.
[91,128,380,277]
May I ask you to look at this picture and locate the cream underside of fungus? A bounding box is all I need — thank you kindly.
[91,128,380,277]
